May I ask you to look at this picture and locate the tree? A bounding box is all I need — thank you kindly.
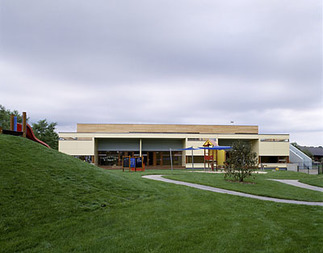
[0,105,26,129]
[224,141,258,182]
[0,105,59,149]
[291,142,313,158]
[301,149,313,159]
[32,119,59,150]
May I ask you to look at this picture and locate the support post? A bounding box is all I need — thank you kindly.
[94,138,98,166]
[170,148,173,171]
[191,147,194,171]
[10,115,14,131]
[22,112,27,138]
[204,148,206,172]
[139,139,142,157]
[215,150,218,171]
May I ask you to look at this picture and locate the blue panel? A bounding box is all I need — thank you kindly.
[13,116,17,131]
[130,158,136,168]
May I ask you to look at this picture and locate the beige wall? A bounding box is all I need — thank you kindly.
[59,140,94,156]
[252,140,260,156]
[59,133,95,156]
[258,135,289,156]
[77,123,258,134]
[262,163,288,168]
[59,141,94,155]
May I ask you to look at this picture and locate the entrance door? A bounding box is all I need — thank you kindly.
[156,152,162,166]
[147,151,162,167]
[148,152,154,166]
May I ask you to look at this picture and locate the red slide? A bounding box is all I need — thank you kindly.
[17,123,51,148]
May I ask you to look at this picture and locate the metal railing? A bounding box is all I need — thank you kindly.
[291,161,323,175]
[312,162,323,174]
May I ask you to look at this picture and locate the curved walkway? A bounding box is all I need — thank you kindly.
[268,179,323,192]
[142,175,323,207]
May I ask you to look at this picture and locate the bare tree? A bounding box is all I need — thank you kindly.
[224,141,258,182]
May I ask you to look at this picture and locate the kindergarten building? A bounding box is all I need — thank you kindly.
[58,123,290,169]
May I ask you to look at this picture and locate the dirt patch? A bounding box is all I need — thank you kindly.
[225,179,256,185]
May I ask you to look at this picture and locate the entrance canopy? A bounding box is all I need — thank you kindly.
[178,147,199,151]
[199,146,232,150]
[177,146,199,169]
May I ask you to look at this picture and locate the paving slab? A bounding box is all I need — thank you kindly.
[188,170,267,174]
[142,175,323,207]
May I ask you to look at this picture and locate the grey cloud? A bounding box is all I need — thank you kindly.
[0,0,322,146]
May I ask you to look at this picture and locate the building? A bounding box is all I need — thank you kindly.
[58,123,290,169]
[300,146,323,162]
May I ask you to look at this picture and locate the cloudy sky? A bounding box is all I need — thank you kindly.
[0,0,322,146]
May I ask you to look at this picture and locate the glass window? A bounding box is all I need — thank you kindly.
[162,152,171,165]
[98,151,120,166]
[186,156,204,163]
[60,137,92,141]
[260,139,289,142]
[74,155,93,163]
[260,156,288,163]
[173,151,182,166]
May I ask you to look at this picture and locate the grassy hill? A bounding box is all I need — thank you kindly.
[0,135,155,252]
[0,134,322,252]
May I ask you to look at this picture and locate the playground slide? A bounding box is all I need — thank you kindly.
[17,123,51,148]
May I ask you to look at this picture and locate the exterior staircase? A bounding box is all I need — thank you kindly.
[289,144,312,170]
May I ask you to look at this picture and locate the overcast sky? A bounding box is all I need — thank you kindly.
[0,0,322,146]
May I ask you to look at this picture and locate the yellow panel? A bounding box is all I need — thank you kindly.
[217,150,226,166]
[203,139,217,147]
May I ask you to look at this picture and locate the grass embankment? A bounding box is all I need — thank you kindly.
[1,134,322,252]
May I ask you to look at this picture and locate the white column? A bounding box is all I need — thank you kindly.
[139,139,142,156]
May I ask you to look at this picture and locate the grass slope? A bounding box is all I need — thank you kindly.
[0,135,322,252]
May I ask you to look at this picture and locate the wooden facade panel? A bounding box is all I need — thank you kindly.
[77,124,258,134]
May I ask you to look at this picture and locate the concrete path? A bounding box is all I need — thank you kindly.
[269,179,323,192]
[142,175,323,207]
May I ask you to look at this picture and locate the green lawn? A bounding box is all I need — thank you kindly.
[163,170,323,202]
[1,134,322,252]
[299,175,323,187]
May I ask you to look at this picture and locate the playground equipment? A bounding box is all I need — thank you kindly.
[201,139,231,171]
[122,156,145,172]
[202,139,217,171]
[0,112,50,148]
